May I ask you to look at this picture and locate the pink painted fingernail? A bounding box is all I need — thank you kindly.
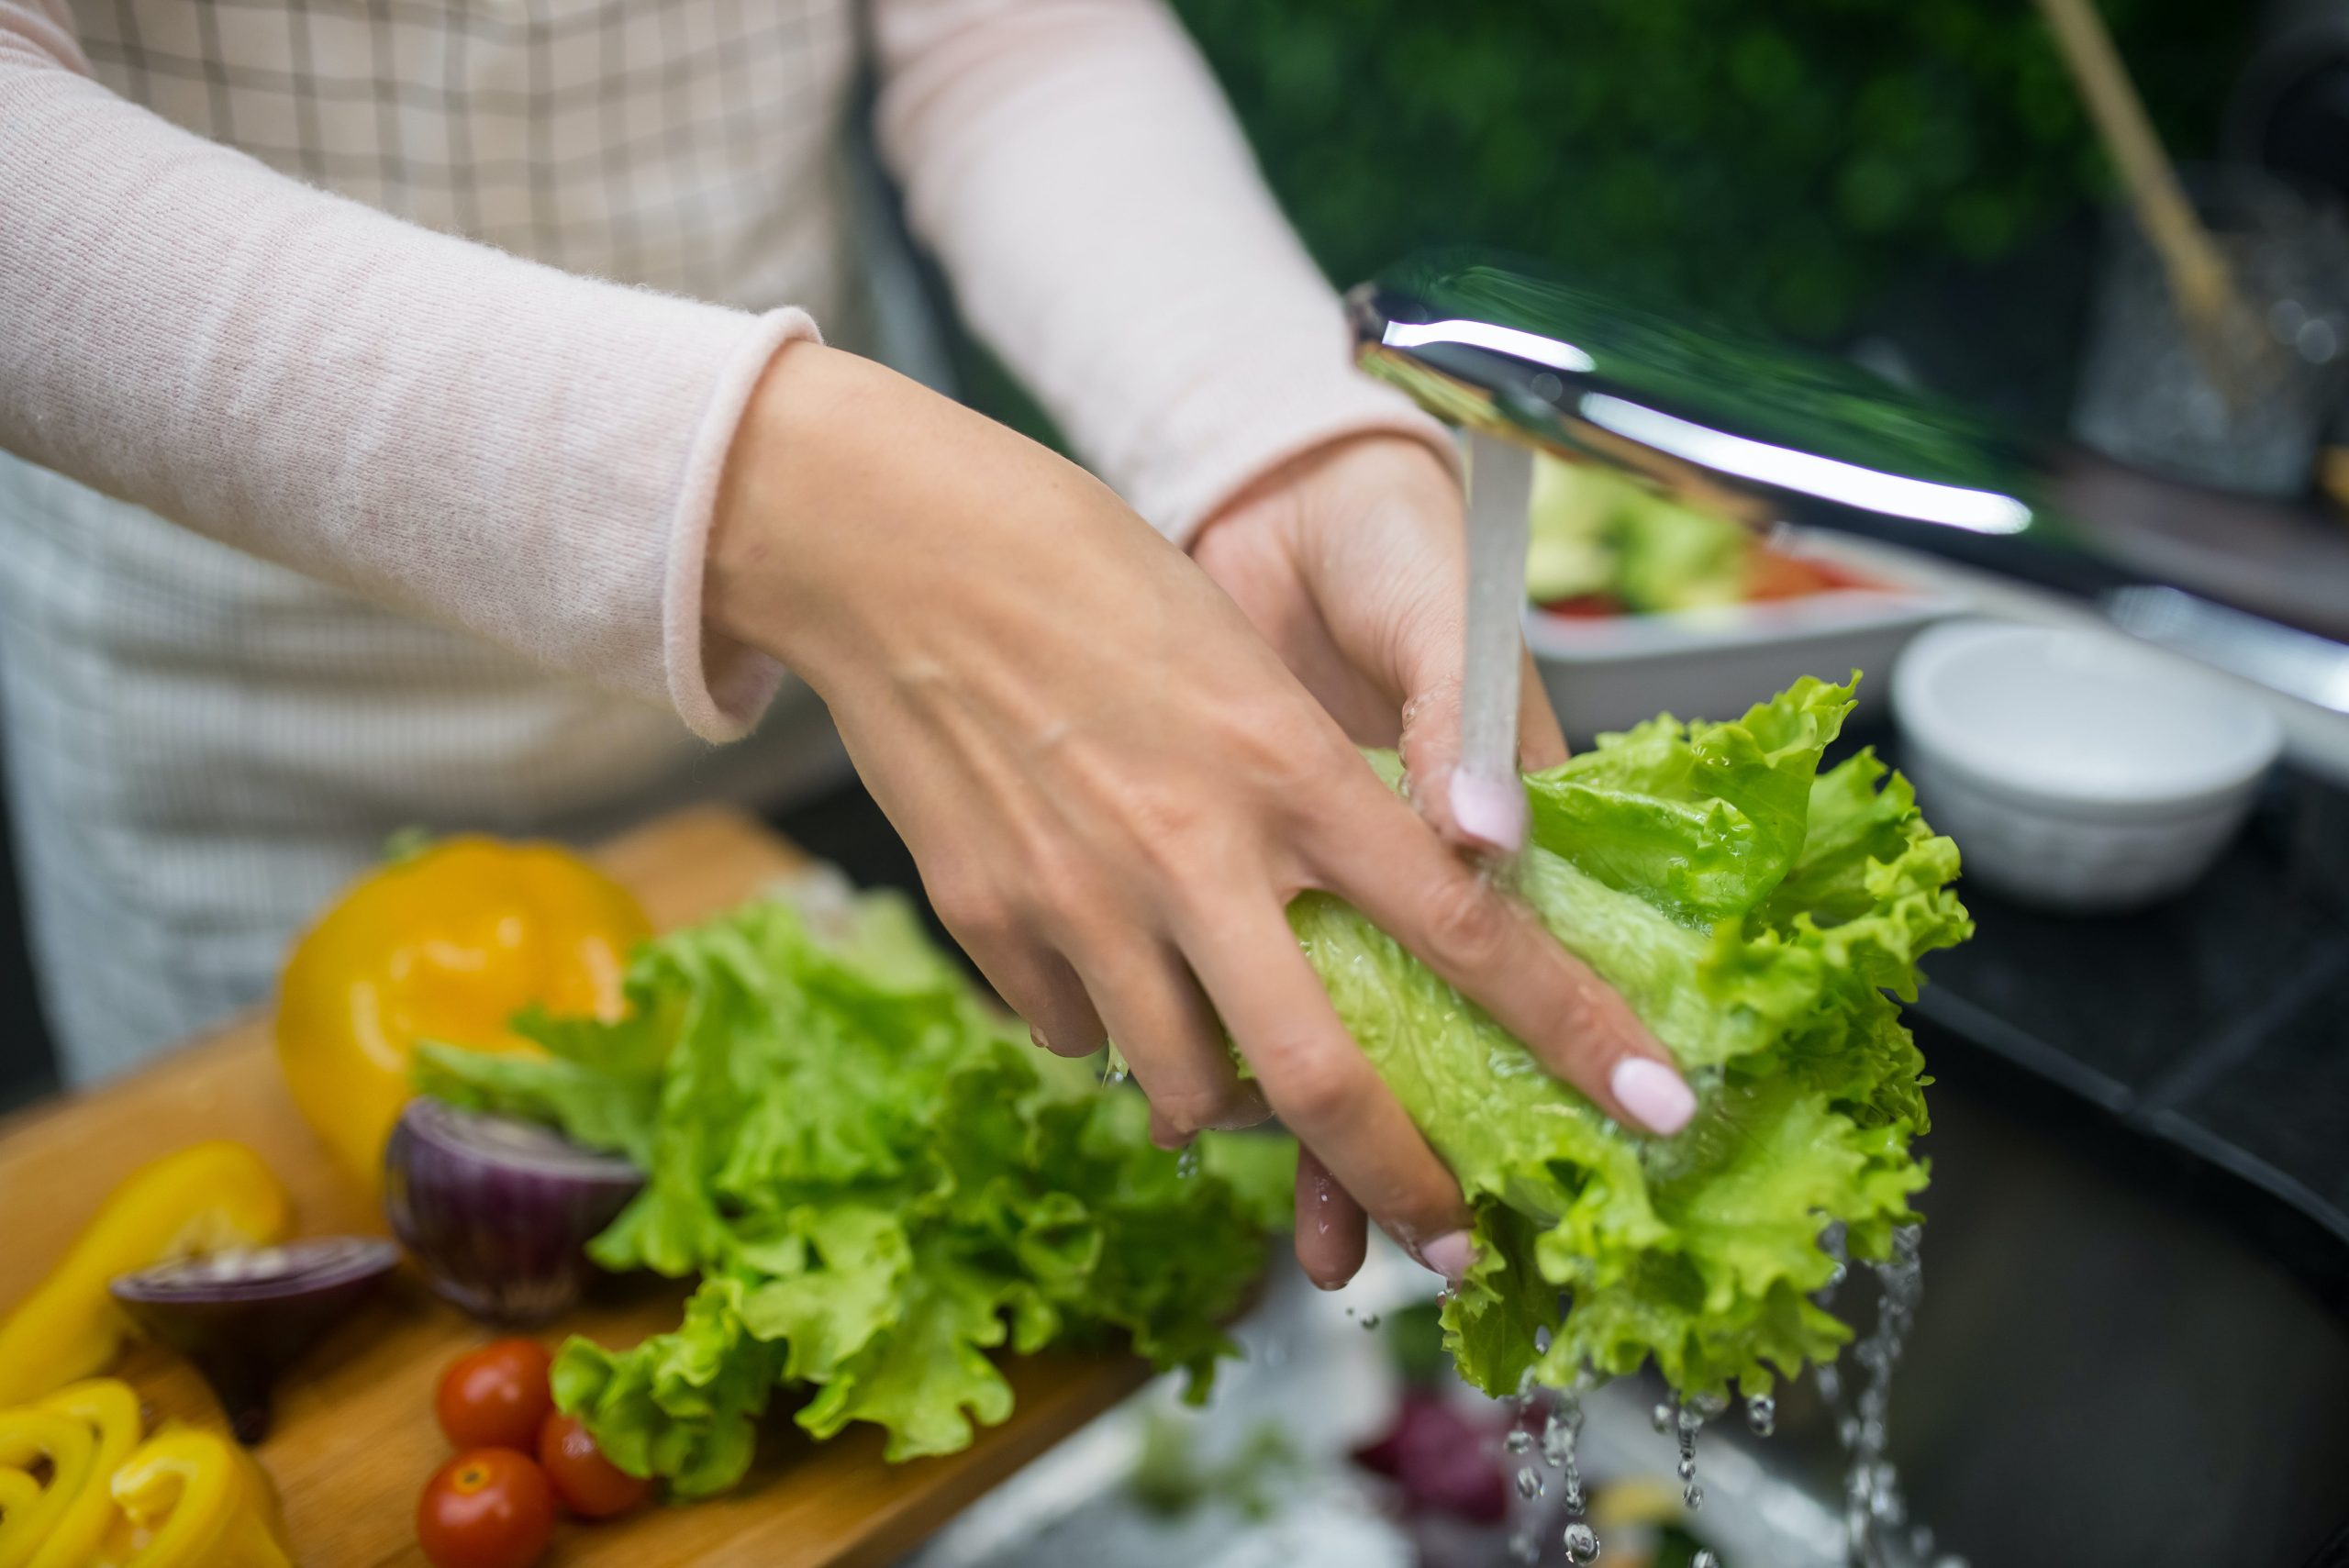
[1449,771,1527,853]
[1420,1229,1475,1284]
[1611,1057,1696,1135]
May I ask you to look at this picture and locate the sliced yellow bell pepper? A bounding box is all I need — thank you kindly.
[24,1381,142,1568]
[95,1426,292,1568]
[275,835,651,1194]
[0,1145,288,1406]
[0,1380,291,1568]
[0,1407,94,1568]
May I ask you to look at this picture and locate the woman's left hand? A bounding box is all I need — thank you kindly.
[1190,430,1571,1285]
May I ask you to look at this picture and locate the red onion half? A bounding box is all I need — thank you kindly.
[383,1098,644,1327]
[111,1236,399,1442]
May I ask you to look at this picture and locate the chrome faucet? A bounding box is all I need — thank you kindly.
[1348,250,2349,717]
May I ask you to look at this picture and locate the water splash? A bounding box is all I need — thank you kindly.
[1814,1225,1965,1568]
[1674,1394,1724,1510]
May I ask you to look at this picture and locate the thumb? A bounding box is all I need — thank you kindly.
[1398,640,1569,858]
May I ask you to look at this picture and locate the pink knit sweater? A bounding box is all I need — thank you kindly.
[0,0,1445,742]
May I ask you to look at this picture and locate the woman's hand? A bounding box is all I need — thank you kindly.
[1191,432,1697,1281]
[709,345,1690,1287]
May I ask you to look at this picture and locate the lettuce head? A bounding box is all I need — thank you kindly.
[417,888,1294,1496]
[1295,674,1968,1401]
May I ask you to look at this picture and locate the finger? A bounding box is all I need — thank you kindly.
[1069,938,1269,1145]
[1179,898,1473,1269]
[1293,1149,1368,1289]
[937,904,1107,1060]
[1515,642,1570,772]
[1313,792,1696,1138]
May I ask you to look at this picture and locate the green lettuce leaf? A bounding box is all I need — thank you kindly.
[429,889,1291,1496]
[1297,675,1967,1401]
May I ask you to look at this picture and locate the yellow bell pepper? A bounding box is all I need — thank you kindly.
[95,1427,292,1568]
[0,1146,289,1406]
[275,834,651,1194]
[0,1381,292,1568]
[23,1382,142,1568]
[0,1407,95,1568]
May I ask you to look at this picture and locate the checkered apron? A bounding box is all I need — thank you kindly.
[0,0,871,1079]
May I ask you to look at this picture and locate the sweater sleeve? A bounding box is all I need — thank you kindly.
[871,0,1455,545]
[0,0,806,742]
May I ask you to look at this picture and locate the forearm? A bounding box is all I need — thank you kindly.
[874,0,1452,544]
[0,8,808,739]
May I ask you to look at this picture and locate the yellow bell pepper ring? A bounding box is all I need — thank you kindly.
[275,835,651,1194]
[0,1145,289,1407]
[23,1381,143,1568]
[96,1426,293,1568]
[0,1407,95,1568]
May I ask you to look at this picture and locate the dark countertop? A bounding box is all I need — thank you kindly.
[1896,735,2349,1300]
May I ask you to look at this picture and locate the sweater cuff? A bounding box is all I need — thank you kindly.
[662,306,824,743]
[1139,364,1459,549]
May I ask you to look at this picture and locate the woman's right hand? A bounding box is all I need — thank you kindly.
[707,342,1688,1286]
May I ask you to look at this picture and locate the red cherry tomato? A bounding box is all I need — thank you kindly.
[416,1448,555,1568]
[539,1410,651,1518]
[436,1340,554,1452]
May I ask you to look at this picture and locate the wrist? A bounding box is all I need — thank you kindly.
[1193,429,1460,554]
[706,340,896,684]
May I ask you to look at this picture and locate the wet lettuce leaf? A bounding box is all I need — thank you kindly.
[1294,675,1968,1400]
[418,891,1293,1497]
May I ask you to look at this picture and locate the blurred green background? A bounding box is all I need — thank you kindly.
[953,0,2257,439]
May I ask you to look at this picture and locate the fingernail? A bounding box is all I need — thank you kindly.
[1029,1026,1052,1052]
[1419,1229,1475,1284]
[1449,771,1527,854]
[1611,1056,1697,1136]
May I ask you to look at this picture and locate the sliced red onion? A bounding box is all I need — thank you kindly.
[111,1236,398,1442]
[383,1098,644,1327]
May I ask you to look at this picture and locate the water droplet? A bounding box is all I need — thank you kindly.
[1175,1145,1199,1179]
[1691,1552,1720,1568]
[1516,1467,1543,1499]
[1745,1392,1776,1438]
[1508,1526,1540,1564]
[1676,1456,1696,1482]
[1358,1310,1381,1330]
[1683,1483,1704,1510]
[1650,1401,1674,1434]
[1505,1429,1534,1454]
[1814,1363,1842,1405]
[1561,1520,1600,1562]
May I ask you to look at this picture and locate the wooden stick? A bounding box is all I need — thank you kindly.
[2034,0,2253,397]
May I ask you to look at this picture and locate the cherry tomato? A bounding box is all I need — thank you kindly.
[417,1448,555,1568]
[436,1339,554,1452]
[538,1410,651,1518]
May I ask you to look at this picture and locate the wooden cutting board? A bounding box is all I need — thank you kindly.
[0,806,1152,1567]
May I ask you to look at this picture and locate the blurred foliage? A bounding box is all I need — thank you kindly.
[1168,0,2253,341]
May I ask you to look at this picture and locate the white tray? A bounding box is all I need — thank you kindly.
[1526,587,1954,740]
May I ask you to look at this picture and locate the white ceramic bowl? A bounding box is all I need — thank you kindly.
[1892,620,2285,914]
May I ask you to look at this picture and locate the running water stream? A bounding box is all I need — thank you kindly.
[1485,1220,1954,1568]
